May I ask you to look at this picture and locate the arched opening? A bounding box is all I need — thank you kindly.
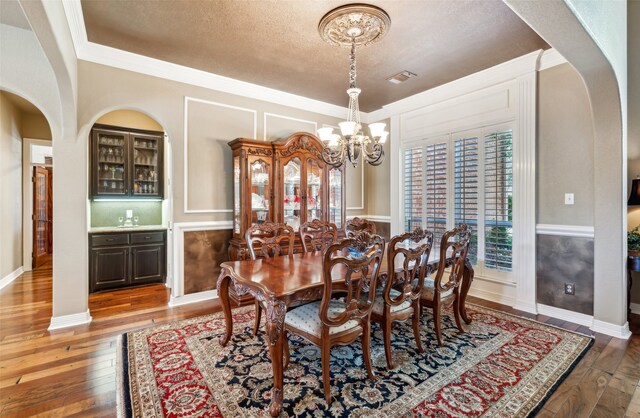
[0,90,53,291]
[85,108,174,314]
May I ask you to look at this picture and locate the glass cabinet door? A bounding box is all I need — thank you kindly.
[249,159,271,226]
[95,131,127,196]
[233,156,240,234]
[329,168,342,228]
[306,159,323,222]
[131,134,161,197]
[283,157,301,231]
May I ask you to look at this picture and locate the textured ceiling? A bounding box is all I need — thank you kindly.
[81,0,549,112]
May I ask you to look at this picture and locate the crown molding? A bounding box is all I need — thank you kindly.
[538,48,568,71]
[61,0,350,121]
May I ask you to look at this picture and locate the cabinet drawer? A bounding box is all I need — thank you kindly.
[131,231,165,244]
[91,233,129,247]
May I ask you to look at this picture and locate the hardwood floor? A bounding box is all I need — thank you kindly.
[1,262,639,417]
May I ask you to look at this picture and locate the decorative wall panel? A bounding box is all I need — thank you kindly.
[183,229,232,294]
[536,234,594,315]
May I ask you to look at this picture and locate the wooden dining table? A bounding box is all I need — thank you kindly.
[216,250,474,417]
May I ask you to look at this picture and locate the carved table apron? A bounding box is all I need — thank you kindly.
[216,251,474,417]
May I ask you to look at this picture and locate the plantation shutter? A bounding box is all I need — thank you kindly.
[425,142,448,252]
[484,130,513,271]
[453,136,479,265]
[403,146,423,232]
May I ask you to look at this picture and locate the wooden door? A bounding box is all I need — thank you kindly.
[90,247,130,292]
[32,167,49,268]
[130,244,165,285]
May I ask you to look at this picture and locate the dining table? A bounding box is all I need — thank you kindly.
[216,250,475,417]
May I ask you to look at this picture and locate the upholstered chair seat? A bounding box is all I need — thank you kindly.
[369,288,412,316]
[419,278,455,300]
[285,300,361,337]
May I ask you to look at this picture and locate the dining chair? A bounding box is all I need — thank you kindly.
[299,219,338,253]
[245,222,295,335]
[370,228,433,369]
[345,216,377,237]
[283,232,384,404]
[419,224,472,346]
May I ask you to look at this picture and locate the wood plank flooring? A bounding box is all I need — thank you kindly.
[1,261,638,417]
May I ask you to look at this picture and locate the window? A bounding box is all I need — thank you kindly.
[402,126,513,281]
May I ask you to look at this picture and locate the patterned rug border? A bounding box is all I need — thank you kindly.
[116,303,595,417]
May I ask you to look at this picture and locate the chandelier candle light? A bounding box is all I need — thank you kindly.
[317,4,391,168]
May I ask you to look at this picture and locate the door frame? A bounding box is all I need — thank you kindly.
[22,138,53,272]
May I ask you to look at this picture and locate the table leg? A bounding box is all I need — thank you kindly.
[264,298,287,417]
[216,268,233,346]
[459,259,475,324]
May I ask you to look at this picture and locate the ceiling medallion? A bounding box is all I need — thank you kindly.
[318,4,391,48]
[317,4,391,168]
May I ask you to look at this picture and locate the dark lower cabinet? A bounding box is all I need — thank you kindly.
[89,230,166,292]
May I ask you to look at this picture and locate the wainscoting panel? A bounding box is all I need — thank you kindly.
[536,234,594,315]
[183,229,233,294]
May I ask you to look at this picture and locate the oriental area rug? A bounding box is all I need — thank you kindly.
[117,304,593,417]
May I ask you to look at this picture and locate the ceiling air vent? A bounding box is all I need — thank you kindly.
[386,70,417,84]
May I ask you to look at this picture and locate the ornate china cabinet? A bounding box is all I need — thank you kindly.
[228,132,345,260]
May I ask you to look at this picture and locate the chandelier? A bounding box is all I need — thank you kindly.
[316,4,391,168]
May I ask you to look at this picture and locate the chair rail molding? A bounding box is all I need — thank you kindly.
[169,221,233,307]
[536,224,595,238]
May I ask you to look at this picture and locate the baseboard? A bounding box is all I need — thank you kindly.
[0,267,24,290]
[631,303,640,315]
[468,287,516,307]
[591,319,632,340]
[536,303,594,328]
[168,290,218,307]
[48,309,92,330]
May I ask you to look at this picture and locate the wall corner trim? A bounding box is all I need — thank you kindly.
[591,319,632,340]
[48,309,92,330]
[169,290,218,307]
[0,267,24,291]
[536,224,595,238]
[536,303,593,328]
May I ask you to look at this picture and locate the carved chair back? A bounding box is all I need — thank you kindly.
[384,228,433,307]
[431,224,472,297]
[300,219,338,253]
[345,217,377,238]
[245,222,295,260]
[320,232,384,329]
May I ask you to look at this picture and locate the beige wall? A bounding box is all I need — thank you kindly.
[537,63,595,226]
[96,109,163,131]
[22,113,52,140]
[77,61,354,226]
[365,118,390,217]
[0,93,23,278]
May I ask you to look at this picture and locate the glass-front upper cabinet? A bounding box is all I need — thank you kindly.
[131,133,162,197]
[90,125,164,200]
[306,159,324,222]
[249,158,272,226]
[94,129,128,197]
[283,157,302,231]
[329,168,343,228]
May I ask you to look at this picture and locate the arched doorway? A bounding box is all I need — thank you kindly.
[0,90,53,287]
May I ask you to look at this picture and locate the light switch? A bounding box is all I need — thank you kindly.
[564,193,574,205]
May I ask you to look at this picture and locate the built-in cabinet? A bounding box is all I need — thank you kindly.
[228,132,345,263]
[90,124,164,199]
[89,229,166,292]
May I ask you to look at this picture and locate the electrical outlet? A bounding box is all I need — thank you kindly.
[564,283,575,295]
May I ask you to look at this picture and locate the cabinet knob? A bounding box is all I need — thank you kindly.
[144,236,151,240]
[106,238,115,242]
